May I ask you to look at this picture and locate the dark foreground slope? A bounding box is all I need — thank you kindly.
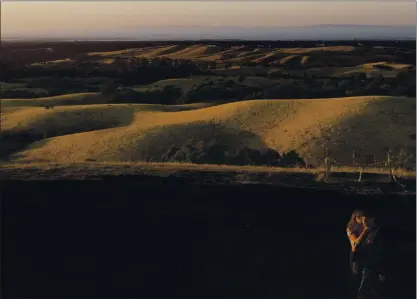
[2,178,415,298]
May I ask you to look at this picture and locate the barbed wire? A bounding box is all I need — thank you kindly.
[323,149,396,168]
[322,151,403,184]
[329,159,389,167]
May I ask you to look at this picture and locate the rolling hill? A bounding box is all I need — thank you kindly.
[84,44,409,68]
[24,44,413,81]
[2,94,415,167]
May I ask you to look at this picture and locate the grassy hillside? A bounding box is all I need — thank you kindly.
[8,44,412,101]
[79,44,412,71]
[278,46,357,54]
[2,95,414,166]
[133,76,280,93]
[0,82,26,89]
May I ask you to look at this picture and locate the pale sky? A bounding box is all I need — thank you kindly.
[2,1,416,38]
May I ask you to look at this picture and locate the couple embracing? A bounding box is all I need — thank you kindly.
[346,209,392,299]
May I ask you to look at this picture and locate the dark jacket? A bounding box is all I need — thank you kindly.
[352,227,391,275]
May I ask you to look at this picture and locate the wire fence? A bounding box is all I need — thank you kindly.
[323,149,398,183]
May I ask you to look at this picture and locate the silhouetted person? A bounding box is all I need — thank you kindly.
[352,209,391,299]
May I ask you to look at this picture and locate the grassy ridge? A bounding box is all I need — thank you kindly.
[83,44,413,71]
[2,95,415,166]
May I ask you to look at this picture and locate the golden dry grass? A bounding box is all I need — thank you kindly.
[102,58,115,64]
[1,105,134,136]
[87,48,142,57]
[279,55,302,66]
[3,96,415,167]
[251,52,282,64]
[279,46,357,54]
[137,45,189,58]
[301,56,310,65]
[86,45,251,62]
[83,45,407,70]
[162,45,224,59]
[31,59,75,66]
[2,161,414,182]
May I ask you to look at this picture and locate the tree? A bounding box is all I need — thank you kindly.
[74,53,88,69]
[0,61,11,82]
[261,60,270,67]
[139,58,149,67]
[199,62,210,72]
[394,149,415,170]
[100,79,117,96]
[161,85,183,104]
[279,150,306,167]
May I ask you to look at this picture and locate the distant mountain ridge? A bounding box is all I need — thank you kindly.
[4,24,416,41]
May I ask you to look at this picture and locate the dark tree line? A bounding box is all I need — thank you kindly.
[155,140,307,167]
[1,58,205,84]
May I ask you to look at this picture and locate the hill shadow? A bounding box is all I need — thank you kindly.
[128,122,304,167]
[129,122,272,163]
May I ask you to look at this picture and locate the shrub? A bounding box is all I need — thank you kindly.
[183,81,260,103]
[161,147,180,162]
[160,140,304,168]
[161,85,183,104]
[279,150,306,168]
[393,149,416,171]
[100,80,118,96]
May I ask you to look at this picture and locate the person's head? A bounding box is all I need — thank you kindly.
[354,210,365,224]
[361,209,378,228]
[350,209,364,224]
[347,209,365,229]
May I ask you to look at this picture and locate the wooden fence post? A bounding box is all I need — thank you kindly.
[324,156,331,182]
[387,150,397,183]
[352,150,356,165]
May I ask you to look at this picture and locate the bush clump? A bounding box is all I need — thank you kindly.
[160,140,305,167]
